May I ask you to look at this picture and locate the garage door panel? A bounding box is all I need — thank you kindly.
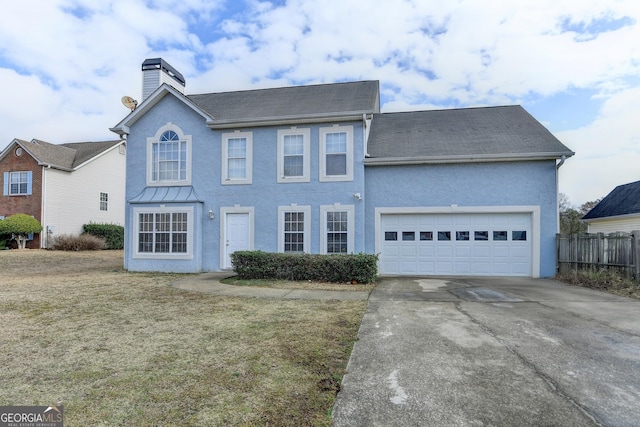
[455,245,472,257]
[419,246,435,257]
[380,212,532,277]
[401,246,417,256]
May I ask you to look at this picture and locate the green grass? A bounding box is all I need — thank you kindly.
[0,250,367,426]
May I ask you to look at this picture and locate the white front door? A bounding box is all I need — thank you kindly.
[224,212,251,269]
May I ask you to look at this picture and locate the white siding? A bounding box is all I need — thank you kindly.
[42,146,125,246]
[587,215,640,234]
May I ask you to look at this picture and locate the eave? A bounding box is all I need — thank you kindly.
[205,112,371,129]
[582,212,640,223]
[364,151,575,166]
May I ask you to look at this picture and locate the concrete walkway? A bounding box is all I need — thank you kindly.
[171,272,370,301]
[331,276,640,427]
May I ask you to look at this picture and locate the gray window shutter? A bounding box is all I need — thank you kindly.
[3,172,8,195]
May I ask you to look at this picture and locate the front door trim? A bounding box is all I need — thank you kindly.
[220,206,254,269]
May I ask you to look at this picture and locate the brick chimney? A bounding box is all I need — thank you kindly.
[141,58,185,101]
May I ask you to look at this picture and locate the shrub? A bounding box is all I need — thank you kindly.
[82,223,124,249]
[231,251,378,283]
[49,234,107,251]
[0,214,42,249]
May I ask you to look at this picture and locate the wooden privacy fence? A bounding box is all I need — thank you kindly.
[556,231,640,281]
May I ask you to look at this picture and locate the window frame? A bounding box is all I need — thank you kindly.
[278,205,311,253]
[320,204,355,254]
[99,192,108,211]
[6,171,31,195]
[319,125,354,182]
[222,131,253,185]
[277,128,310,183]
[146,123,192,186]
[132,206,194,260]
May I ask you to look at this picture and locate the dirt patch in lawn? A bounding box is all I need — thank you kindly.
[0,250,367,426]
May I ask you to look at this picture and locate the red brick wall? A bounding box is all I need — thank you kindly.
[0,146,43,248]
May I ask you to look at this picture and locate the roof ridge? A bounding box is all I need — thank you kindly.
[188,79,379,97]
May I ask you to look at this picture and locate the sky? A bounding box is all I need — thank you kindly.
[1,0,639,206]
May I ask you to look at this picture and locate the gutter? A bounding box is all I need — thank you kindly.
[364,151,575,166]
[556,154,566,169]
[206,111,372,129]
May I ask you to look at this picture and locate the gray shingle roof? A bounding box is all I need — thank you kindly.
[188,80,380,123]
[582,180,640,220]
[61,140,123,167]
[366,105,574,162]
[9,139,122,170]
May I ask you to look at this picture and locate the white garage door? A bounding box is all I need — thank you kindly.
[380,212,532,276]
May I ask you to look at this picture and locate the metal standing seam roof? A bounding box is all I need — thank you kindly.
[128,186,204,203]
[366,105,574,161]
[187,80,380,123]
[582,180,640,220]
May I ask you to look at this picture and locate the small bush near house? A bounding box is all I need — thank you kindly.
[231,251,378,284]
[49,234,107,251]
[83,223,124,249]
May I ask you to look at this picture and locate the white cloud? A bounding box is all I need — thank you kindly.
[0,0,638,207]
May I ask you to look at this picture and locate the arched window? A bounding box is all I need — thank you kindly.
[148,125,191,184]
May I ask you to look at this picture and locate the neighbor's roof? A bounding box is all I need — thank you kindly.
[366,105,574,164]
[1,138,123,171]
[582,180,640,220]
[188,80,380,126]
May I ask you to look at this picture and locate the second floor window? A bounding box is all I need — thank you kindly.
[153,131,186,181]
[222,131,253,185]
[320,125,354,182]
[277,128,310,183]
[10,172,29,195]
[3,171,32,196]
[147,124,191,186]
[227,138,247,179]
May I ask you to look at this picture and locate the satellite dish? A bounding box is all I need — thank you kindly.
[121,96,138,111]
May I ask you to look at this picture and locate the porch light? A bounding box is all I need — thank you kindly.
[208,210,215,220]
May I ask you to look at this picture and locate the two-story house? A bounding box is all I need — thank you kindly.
[110,58,573,277]
[0,138,126,248]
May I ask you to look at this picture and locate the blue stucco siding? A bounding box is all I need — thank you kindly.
[364,160,560,277]
[124,93,367,272]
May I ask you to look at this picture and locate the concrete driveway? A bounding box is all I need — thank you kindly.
[331,276,640,426]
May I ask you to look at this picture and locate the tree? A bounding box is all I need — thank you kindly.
[0,214,43,249]
[558,194,602,234]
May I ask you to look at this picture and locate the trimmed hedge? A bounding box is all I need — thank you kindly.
[231,251,378,284]
[82,223,124,249]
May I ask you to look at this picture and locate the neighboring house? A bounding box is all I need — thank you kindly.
[582,180,640,234]
[110,58,574,277]
[0,138,126,248]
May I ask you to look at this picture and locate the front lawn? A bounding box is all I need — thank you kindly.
[0,250,367,426]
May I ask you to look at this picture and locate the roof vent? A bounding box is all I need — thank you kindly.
[141,58,185,101]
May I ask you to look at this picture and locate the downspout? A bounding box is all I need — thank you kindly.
[41,165,47,248]
[556,154,566,169]
[555,155,566,233]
